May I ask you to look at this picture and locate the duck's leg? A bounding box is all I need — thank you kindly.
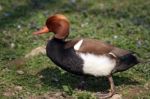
[98,75,115,99]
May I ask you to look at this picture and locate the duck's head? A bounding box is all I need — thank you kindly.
[33,14,70,39]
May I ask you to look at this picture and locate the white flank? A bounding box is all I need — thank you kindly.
[74,39,83,50]
[79,53,116,77]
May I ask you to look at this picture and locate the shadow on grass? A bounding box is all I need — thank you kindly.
[87,3,150,30]
[38,67,139,92]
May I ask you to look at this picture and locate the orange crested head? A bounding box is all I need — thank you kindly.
[33,14,70,39]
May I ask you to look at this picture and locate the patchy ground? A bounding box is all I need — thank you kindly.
[0,0,150,99]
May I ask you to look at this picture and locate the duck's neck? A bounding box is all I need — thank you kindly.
[52,37,65,42]
[46,37,69,70]
[54,34,68,40]
[47,37,65,51]
[46,37,66,62]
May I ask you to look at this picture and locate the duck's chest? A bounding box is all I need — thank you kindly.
[46,39,84,75]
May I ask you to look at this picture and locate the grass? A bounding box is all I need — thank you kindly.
[0,0,150,98]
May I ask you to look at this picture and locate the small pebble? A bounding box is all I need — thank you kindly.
[3,92,15,97]
[81,22,88,27]
[113,35,118,39]
[51,77,59,82]
[15,86,23,91]
[35,84,42,88]
[144,82,150,90]
[10,43,15,48]
[16,70,24,75]
[38,75,44,78]
[110,94,122,99]
[3,12,11,17]
[54,92,62,97]
[69,0,76,4]
[0,5,2,11]
[136,40,142,48]
[17,25,21,29]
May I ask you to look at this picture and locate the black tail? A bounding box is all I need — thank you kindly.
[120,54,139,65]
[113,54,139,73]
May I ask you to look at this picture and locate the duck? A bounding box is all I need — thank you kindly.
[33,14,139,98]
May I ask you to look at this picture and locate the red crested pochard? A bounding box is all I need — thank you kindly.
[33,14,139,98]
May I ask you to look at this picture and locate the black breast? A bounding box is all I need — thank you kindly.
[46,38,84,75]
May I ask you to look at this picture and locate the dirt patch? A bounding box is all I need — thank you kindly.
[28,92,74,99]
[3,86,23,97]
[123,86,149,99]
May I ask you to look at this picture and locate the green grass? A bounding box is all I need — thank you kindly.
[0,0,150,98]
